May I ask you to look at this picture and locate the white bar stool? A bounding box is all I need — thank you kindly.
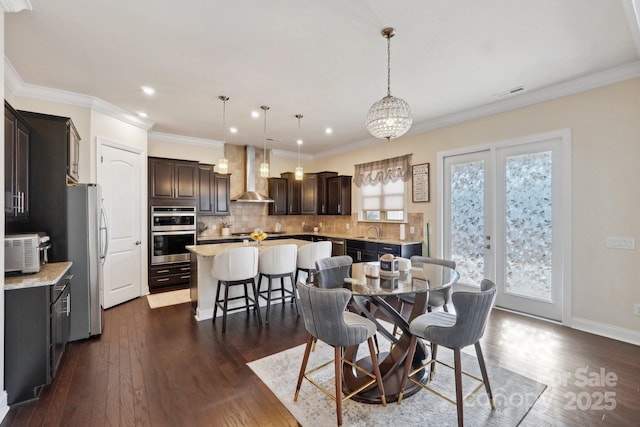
[257,244,298,323]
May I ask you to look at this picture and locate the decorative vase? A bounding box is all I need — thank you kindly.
[221,227,230,236]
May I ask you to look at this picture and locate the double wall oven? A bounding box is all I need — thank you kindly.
[151,206,196,265]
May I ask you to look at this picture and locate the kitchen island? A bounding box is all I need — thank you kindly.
[187,238,312,321]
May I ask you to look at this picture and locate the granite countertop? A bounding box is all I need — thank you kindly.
[187,238,312,258]
[196,231,421,246]
[4,262,73,291]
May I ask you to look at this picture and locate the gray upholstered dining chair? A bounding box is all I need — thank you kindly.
[392,256,456,337]
[397,279,497,427]
[314,255,353,288]
[294,281,386,427]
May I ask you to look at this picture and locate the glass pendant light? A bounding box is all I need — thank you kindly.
[294,114,304,180]
[366,27,412,141]
[259,105,270,178]
[217,96,229,174]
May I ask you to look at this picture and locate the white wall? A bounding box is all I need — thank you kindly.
[315,78,640,339]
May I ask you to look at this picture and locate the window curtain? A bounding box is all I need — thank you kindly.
[354,154,412,188]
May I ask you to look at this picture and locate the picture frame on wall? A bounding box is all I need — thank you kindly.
[412,163,430,202]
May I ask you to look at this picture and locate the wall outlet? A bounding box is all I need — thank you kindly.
[211,224,216,231]
[634,304,640,316]
[606,236,636,250]
[409,226,415,234]
[345,223,349,230]
[302,222,305,229]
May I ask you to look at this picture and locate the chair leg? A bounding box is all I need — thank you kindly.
[250,278,263,326]
[265,276,273,323]
[334,346,343,427]
[290,273,299,315]
[222,281,230,334]
[430,343,438,380]
[367,337,387,406]
[475,342,495,410]
[454,348,464,427]
[213,281,222,322]
[243,282,250,315]
[397,334,418,404]
[294,334,315,401]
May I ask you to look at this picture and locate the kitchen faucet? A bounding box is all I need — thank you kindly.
[366,226,381,240]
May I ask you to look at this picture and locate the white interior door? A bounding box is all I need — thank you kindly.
[99,141,143,308]
[443,132,570,321]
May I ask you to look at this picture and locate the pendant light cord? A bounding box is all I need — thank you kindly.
[387,34,392,97]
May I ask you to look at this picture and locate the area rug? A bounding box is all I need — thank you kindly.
[248,338,546,427]
[146,289,191,309]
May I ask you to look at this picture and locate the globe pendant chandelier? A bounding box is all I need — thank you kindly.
[217,95,229,174]
[259,105,270,178]
[294,114,304,180]
[366,27,412,141]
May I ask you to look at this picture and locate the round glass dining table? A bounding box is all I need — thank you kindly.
[317,262,460,404]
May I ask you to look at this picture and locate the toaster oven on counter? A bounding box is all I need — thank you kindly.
[4,232,51,274]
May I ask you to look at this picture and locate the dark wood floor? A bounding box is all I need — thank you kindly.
[2,296,639,426]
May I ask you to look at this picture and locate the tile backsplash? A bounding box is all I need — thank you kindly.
[197,208,424,242]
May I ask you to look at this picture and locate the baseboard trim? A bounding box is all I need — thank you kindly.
[570,317,640,346]
[0,390,10,423]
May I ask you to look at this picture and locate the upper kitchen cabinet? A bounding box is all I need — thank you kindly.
[301,171,338,215]
[14,109,81,260]
[197,164,230,216]
[280,172,301,215]
[66,122,80,184]
[268,177,288,215]
[300,173,318,215]
[149,157,198,205]
[326,175,352,215]
[5,102,31,221]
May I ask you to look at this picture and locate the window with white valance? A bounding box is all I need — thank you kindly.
[354,154,412,222]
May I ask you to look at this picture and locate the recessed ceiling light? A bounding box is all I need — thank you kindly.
[297,139,303,145]
[325,127,333,134]
[229,127,238,134]
[251,111,260,118]
[141,86,155,96]
[137,111,148,118]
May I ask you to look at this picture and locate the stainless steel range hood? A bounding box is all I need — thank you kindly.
[231,145,274,203]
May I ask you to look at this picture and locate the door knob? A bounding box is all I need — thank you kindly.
[485,244,491,249]
[135,241,142,245]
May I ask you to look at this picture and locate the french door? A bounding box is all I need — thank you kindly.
[442,131,570,321]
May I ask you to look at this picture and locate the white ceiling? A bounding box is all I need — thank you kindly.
[5,0,640,156]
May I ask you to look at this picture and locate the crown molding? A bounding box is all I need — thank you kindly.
[624,0,640,56]
[1,0,31,13]
[148,131,223,148]
[409,61,640,136]
[4,57,155,130]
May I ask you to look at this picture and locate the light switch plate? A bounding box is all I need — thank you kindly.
[606,236,635,250]
[634,304,640,316]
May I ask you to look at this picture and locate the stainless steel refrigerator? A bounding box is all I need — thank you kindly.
[67,183,106,340]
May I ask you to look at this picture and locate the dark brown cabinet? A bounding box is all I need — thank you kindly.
[149,157,198,203]
[5,102,30,220]
[281,172,301,215]
[12,110,81,261]
[268,177,288,215]
[5,274,71,405]
[66,123,81,184]
[149,262,191,291]
[197,164,231,216]
[301,173,318,215]
[326,175,352,215]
